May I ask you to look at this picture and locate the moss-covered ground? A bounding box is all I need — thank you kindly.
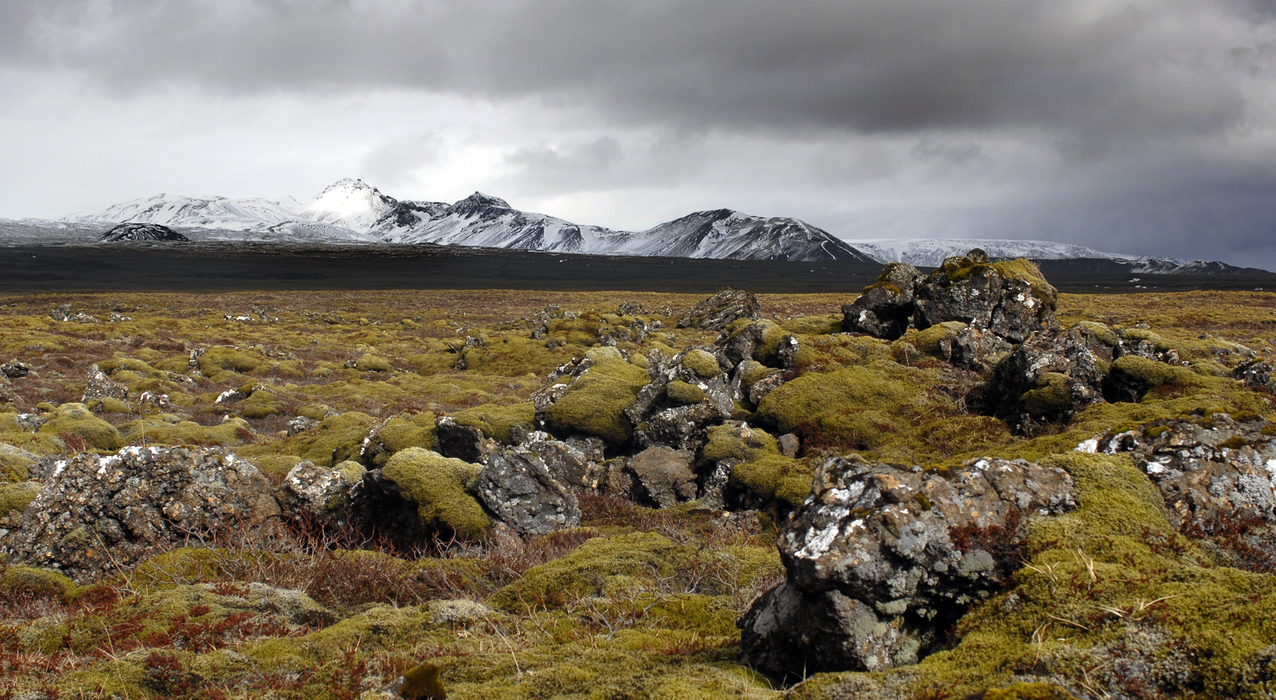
[1,288,1274,698]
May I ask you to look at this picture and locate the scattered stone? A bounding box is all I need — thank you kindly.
[9,446,280,581]
[82,367,129,403]
[677,288,761,331]
[469,446,580,535]
[777,433,800,458]
[287,415,320,436]
[1233,359,1274,389]
[1,360,32,379]
[841,263,924,340]
[739,455,1075,680]
[48,304,100,324]
[277,460,362,528]
[625,446,698,508]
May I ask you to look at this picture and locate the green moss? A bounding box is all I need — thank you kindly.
[364,411,438,467]
[246,453,302,479]
[453,402,535,444]
[400,662,447,699]
[916,321,967,356]
[738,360,779,392]
[729,454,813,508]
[665,380,707,406]
[780,315,842,336]
[354,354,392,372]
[975,683,1081,700]
[544,358,650,445]
[381,447,490,539]
[246,411,377,466]
[242,390,285,419]
[333,460,366,485]
[757,366,914,442]
[85,396,130,414]
[38,402,123,451]
[1110,355,1199,394]
[2,564,77,601]
[991,259,1058,306]
[1020,372,1074,417]
[1075,321,1120,347]
[121,417,252,448]
[1219,435,1248,449]
[489,531,685,610]
[0,444,35,482]
[702,423,780,462]
[297,404,335,421]
[680,349,722,378]
[0,480,39,516]
[199,346,262,374]
[585,346,626,363]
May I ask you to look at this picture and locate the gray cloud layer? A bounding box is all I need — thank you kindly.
[5,0,1276,267]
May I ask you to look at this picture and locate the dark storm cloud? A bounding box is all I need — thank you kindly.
[9,0,1264,141]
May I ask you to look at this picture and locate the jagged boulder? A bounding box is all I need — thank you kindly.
[1,360,32,379]
[469,446,580,535]
[740,455,1075,680]
[625,446,698,508]
[520,432,606,492]
[677,288,761,331]
[841,263,924,340]
[628,347,734,452]
[435,415,495,464]
[913,253,1058,344]
[1233,359,1273,389]
[1081,413,1276,543]
[82,366,129,403]
[9,446,280,581]
[276,460,366,527]
[973,325,1112,433]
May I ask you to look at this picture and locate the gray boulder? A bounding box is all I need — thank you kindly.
[520,432,606,492]
[739,455,1075,679]
[975,325,1112,434]
[469,447,580,535]
[83,367,129,403]
[677,288,761,332]
[625,446,698,508]
[9,446,281,581]
[276,460,365,528]
[841,263,924,340]
[1,360,31,379]
[913,254,1058,344]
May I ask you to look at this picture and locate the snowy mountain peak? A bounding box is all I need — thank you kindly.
[301,178,398,231]
[446,192,512,217]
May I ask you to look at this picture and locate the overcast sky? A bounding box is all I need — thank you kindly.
[2,0,1276,268]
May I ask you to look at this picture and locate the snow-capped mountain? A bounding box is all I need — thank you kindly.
[49,179,1256,270]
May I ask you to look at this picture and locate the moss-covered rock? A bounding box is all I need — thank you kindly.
[362,412,437,468]
[37,402,123,451]
[121,416,253,448]
[452,403,535,445]
[199,346,262,375]
[244,411,377,467]
[679,349,722,379]
[544,358,650,445]
[380,447,490,539]
[0,443,36,482]
[354,354,392,372]
[0,479,39,517]
[756,366,914,448]
[665,380,707,406]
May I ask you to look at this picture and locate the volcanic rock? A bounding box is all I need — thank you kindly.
[9,446,280,581]
[677,288,761,331]
[469,447,580,535]
[99,223,190,242]
[625,446,698,508]
[841,263,924,340]
[739,455,1075,679]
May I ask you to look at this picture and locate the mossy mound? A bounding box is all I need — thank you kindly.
[452,402,535,444]
[381,447,490,539]
[363,411,437,468]
[665,380,706,406]
[0,443,36,482]
[729,454,812,508]
[804,451,1276,699]
[916,320,967,357]
[120,416,253,448]
[85,396,130,414]
[247,453,303,479]
[0,479,39,516]
[488,531,689,610]
[757,366,916,449]
[353,354,392,372]
[679,349,722,378]
[242,411,377,467]
[544,358,650,445]
[37,402,123,451]
[199,346,263,377]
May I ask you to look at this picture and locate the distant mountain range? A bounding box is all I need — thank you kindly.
[0,177,1253,272]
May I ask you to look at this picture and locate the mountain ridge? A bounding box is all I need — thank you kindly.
[55,179,1256,272]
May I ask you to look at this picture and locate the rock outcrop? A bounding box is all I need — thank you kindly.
[739,455,1076,680]
[469,446,581,536]
[677,288,761,331]
[99,223,190,242]
[841,263,924,340]
[8,446,280,581]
